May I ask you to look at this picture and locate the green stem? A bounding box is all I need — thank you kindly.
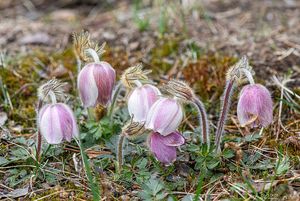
[108,82,123,121]
[194,170,205,201]
[117,135,126,172]
[75,138,101,200]
[87,107,95,121]
[215,80,235,153]
[192,97,209,146]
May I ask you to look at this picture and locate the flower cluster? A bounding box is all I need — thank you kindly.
[36,31,273,170]
[122,65,185,165]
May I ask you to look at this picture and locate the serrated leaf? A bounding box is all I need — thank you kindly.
[276,156,290,175]
[222,149,235,159]
[0,157,9,166]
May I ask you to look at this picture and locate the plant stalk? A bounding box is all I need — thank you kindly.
[117,134,126,172]
[75,138,101,201]
[192,97,209,146]
[108,82,123,121]
[36,99,43,162]
[215,80,235,153]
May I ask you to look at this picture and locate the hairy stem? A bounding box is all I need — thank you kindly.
[117,134,126,172]
[192,97,209,146]
[86,48,100,63]
[240,68,255,85]
[215,80,235,153]
[108,82,123,121]
[36,99,43,162]
[48,90,57,104]
[36,131,42,162]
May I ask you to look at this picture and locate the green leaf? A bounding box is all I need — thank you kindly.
[0,156,9,166]
[77,138,101,201]
[207,158,220,170]
[222,149,235,159]
[244,133,261,142]
[276,156,290,175]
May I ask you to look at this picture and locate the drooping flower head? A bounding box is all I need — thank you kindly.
[165,79,210,145]
[128,84,161,122]
[73,31,115,108]
[78,61,116,107]
[38,103,78,144]
[237,84,273,127]
[149,131,185,165]
[146,97,183,136]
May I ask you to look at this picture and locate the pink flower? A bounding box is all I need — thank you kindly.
[128,84,161,122]
[237,84,273,127]
[146,97,183,136]
[38,103,78,144]
[149,132,185,165]
[77,62,116,107]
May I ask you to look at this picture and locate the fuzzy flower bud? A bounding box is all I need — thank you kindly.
[146,97,183,136]
[122,120,146,139]
[78,62,116,107]
[38,79,67,103]
[164,79,194,102]
[237,84,273,127]
[38,103,78,144]
[226,56,254,84]
[120,63,151,88]
[128,84,161,122]
[149,131,185,165]
[73,31,106,62]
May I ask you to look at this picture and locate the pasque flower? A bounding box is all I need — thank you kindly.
[146,97,183,136]
[149,132,185,165]
[165,79,209,145]
[38,103,78,144]
[237,84,273,127]
[78,61,116,107]
[128,84,161,122]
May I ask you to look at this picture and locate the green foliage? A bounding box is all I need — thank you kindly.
[81,117,121,144]
[133,0,150,31]
[275,152,290,176]
[77,138,101,201]
[138,177,167,201]
[158,7,168,35]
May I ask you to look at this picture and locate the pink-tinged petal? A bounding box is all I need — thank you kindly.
[77,64,98,107]
[39,103,78,144]
[56,103,78,141]
[128,84,160,122]
[146,98,183,136]
[38,104,50,127]
[39,105,63,144]
[93,61,116,106]
[237,84,273,128]
[149,132,177,165]
[160,131,185,146]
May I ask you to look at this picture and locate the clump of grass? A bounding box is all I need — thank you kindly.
[182,54,237,101]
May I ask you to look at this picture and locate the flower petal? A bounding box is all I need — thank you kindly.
[56,103,79,141]
[77,64,98,107]
[40,105,63,144]
[149,132,177,165]
[160,131,185,147]
[237,84,273,128]
[146,98,183,136]
[93,61,116,106]
[128,84,160,122]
